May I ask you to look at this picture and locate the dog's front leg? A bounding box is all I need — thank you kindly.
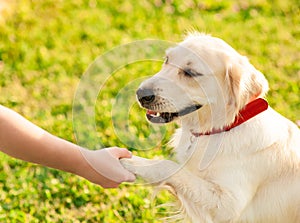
[121,156,249,222]
[121,156,216,222]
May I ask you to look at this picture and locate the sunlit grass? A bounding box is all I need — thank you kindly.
[0,0,299,222]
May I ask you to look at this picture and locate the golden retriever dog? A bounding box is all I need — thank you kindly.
[121,33,300,222]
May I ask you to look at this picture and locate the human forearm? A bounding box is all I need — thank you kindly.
[0,105,135,187]
[0,105,79,171]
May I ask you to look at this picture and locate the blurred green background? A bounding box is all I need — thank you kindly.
[0,0,299,222]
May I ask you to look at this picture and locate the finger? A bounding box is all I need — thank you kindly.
[106,149,136,182]
[123,171,136,182]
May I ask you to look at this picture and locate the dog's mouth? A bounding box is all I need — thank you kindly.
[145,104,202,123]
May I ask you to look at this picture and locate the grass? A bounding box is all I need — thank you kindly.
[0,0,299,222]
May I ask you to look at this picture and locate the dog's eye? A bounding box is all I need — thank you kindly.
[164,56,169,64]
[181,68,203,77]
[183,69,193,76]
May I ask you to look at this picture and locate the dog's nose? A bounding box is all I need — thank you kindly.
[136,88,155,104]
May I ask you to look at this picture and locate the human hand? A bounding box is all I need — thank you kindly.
[78,147,136,188]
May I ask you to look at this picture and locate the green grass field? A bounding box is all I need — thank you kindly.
[0,0,299,222]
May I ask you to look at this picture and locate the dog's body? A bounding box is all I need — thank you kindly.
[121,33,300,222]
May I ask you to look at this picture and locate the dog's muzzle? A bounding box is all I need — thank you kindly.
[136,88,202,124]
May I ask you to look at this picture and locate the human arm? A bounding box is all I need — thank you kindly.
[0,105,135,188]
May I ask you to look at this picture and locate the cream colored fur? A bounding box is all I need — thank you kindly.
[121,33,300,222]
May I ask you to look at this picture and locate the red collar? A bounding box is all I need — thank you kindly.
[192,98,268,137]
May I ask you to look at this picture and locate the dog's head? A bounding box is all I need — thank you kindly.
[137,33,268,130]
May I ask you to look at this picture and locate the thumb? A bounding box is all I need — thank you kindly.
[107,147,132,159]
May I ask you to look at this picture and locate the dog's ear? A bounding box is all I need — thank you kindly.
[226,56,269,110]
[226,62,242,109]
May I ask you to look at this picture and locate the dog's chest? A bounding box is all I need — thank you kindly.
[174,132,221,173]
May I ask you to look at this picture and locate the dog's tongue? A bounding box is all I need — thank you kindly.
[146,110,166,123]
[147,110,157,116]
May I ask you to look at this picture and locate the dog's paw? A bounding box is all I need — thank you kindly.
[120,155,160,174]
[120,158,137,174]
[120,156,148,174]
[120,156,179,183]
